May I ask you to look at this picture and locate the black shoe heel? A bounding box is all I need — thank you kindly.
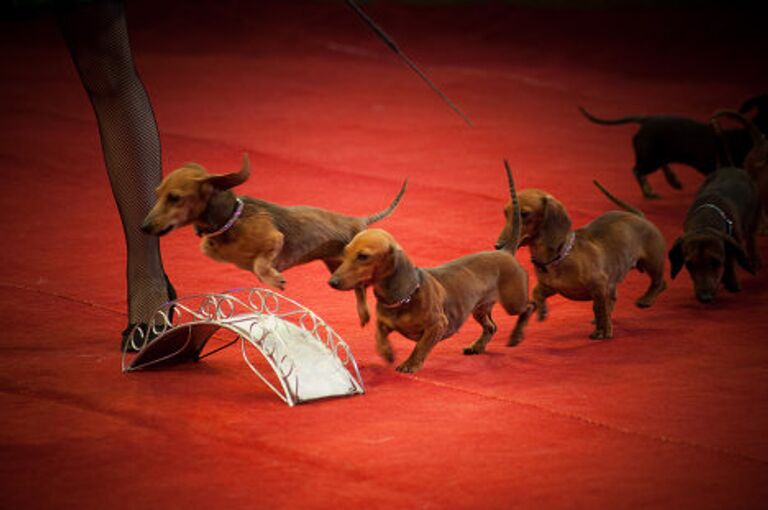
[121,275,177,352]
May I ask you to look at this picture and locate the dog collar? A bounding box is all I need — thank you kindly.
[199,198,245,238]
[694,203,733,236]
[376,270,421,309]
[531,232,576,273]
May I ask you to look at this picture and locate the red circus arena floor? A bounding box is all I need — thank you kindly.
[1,1,767,508]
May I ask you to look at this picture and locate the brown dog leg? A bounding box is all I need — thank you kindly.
[533,283,556,321]
[375,321,395,363]
[355,286,370,326]
[397,328,441,373]
[662,164,683,190]
[463,303,496,355]
[635,257,667,308]
[253,257,287,290]
[590,289,614,339]
[634,167,660,199]
[249,232,285,289]
[508,301,535,346]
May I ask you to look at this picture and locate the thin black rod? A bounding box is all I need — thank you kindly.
[346,0,473,126]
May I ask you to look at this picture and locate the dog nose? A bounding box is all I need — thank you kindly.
[140,221,153,234]
[696,292,714,304]
[328,277,341,289]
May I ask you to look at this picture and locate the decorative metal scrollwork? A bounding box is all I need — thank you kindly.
[122,288,365,406]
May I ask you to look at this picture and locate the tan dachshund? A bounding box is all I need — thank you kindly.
[495,182,666,339]
[142,154,407,325]
[328,163,532,373]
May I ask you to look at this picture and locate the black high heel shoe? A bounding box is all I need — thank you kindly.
[121,276,177,353]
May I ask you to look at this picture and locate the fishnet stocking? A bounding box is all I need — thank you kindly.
[57,0,171,326]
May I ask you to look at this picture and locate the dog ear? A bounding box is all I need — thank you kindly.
[539,196,571,248]
[382,244,419,300]
[721,235,757,275]
[668,237,685,279]
[207,153,251,190]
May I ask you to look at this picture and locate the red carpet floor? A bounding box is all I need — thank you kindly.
[1,1,767,508]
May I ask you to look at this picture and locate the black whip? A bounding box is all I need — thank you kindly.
[345,0,473,126]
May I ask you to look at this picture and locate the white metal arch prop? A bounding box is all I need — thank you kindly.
[121,288,365,406]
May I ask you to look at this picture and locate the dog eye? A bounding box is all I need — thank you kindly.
[356,252,370,262]
[166,192,181,204]
[521,211,530,219]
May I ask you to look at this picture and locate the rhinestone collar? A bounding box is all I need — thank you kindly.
[531,232,576,273]
[198,198,245,238]
[693,203,733,236]
[376,270,421,309]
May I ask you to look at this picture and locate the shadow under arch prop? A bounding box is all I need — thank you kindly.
[121,288,365,406]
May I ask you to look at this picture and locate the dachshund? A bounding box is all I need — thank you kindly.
[142,154,407,325]
[668,165,760,303]
[495,182,666,339]
[578,93,768,199]
[711,109,768,234]
[328,163,533,373]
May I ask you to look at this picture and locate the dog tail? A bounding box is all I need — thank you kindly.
[711,109,765,147]
[500,160,522,254]
[739,93,768,115]
[593,180,644,217]
[365,179,408,225]
[578,106,646,126]
[710,109,765,168]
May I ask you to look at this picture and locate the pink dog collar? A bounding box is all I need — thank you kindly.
[203,198,245,238]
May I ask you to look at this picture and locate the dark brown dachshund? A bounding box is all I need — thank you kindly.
[668,166,760,303]
[578,98,768,199]
[496,183,666,339]
[328,164,533,373]
[142,154,407,325]
[711,109,768,233]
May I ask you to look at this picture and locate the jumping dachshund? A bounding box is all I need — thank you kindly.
[142,154,407,325]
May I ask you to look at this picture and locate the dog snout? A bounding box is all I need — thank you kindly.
[696,292,715,304]
[140,219,154,234]
[328,276,342,289]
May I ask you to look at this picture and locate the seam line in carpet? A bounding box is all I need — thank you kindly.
[0,282,124,316]
[406,373,768,467]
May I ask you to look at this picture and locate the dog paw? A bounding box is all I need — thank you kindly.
[665,175,683,190]
[463,345,482,355]
[589,329,611,340]
[358,311,370,328]
[635,298,652,308]
[507,333,523,347]
[377,347,395,364]
[265,275,286,290]
[396,362,419,373]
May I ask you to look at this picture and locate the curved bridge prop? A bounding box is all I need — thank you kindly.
[121,288,365,406]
